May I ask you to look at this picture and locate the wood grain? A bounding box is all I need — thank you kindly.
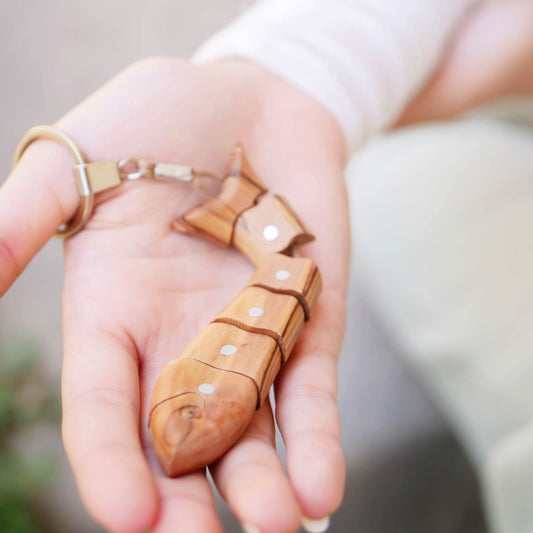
[149,358,257,475]
[177,321,282,407]
[150,145,322,477]
[172,144,266,247]
[247,253,322,319]
[233,194,314,266]
[214,286,305,362]
[172,197,236,246]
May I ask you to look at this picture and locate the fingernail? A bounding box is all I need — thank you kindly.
[301,515,331,533]
[241,523,261,533]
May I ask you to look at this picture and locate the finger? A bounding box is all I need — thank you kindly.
[210,401,301,533]
[398,0,533,125]
[0,138,78,296]
[152,472,223,533]
[62,311,158,533]
[274,290,346,525]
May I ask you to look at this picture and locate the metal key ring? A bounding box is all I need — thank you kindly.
[12,125,94,239]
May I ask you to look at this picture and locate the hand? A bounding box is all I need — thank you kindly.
[398,0,533,125]
[0,58,348,533]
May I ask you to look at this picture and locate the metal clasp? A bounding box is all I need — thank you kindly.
[118,158,154,180]
[118,157,222,196]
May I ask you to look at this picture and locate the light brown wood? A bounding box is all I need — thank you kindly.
[218,175,264,214]
[233,194,314,266]
[247,253,322,319]
[224,143,266,188]
[150,145,322,478]
[172,144,267,247]
[214,286,305,362]
[149,358,257,475]
[177,321,282,407]
[172,197,236,246]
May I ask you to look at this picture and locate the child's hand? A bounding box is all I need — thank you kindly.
[0,58,348,533]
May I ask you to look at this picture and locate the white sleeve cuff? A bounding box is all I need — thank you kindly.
[193,0,479,155]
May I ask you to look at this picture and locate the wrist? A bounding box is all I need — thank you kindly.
[203,59,346,167]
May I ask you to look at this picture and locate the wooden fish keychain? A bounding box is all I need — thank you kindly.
[13,126,322,476]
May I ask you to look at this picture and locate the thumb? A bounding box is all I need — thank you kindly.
[0,137,78,296]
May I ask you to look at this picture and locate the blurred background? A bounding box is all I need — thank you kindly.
[1,1,532,532]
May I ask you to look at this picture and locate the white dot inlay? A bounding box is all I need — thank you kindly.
[263,224,280,241]
[219,344,237,356]
[248,306,264,317]
[275,269,291,281]
[198,383,215,395]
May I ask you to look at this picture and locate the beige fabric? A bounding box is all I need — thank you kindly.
[347,113,533,533]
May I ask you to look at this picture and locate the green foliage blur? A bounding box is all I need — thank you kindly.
[0,336,61,533]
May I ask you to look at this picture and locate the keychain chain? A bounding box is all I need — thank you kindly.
[117,157,222,196]
[12,125,223,238]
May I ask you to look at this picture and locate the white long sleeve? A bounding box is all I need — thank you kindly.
[193,0,479,154]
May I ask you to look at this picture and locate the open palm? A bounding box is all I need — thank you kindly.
[1,58,349,533]
[3,2,533,530]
